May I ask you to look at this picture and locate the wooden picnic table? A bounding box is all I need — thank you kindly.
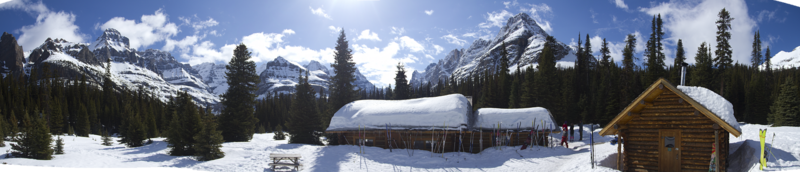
[269,153,302,171]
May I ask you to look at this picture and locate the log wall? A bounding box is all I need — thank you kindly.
[330,130,553,153]
[622,90,729,172]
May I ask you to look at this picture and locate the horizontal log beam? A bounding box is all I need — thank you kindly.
[629,165,659,171]
[627,145,657,150]
[640,108,697,113]
[683,164,708,170]
[628,120,715,125]
[626,137,658,142]
[627,124,713,129]
[640,112,697,117]
[682,160,711,166]
[682,151,712,156]
[627,141,658,146]
[627,149,658,154]
[630,160,658,166]
[637,116,709,121]
[628,156,658,162]
[627,152,659,158]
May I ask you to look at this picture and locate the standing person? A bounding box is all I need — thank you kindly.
[569,123,575,141]
[579,121,584,141]
[560,122,569,148]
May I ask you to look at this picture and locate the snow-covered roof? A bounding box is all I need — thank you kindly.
[677,86,742,132]
[326,94,472,131]
[475,107,557,130]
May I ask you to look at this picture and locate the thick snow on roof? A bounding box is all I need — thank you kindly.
[677,86,742,132]
[326,94,472,131]
[475,107,557,130]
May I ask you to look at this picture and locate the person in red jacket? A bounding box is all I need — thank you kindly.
[560,122,569,148]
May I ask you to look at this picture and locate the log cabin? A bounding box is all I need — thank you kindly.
[325,94,558,153]
[599,78,742,172]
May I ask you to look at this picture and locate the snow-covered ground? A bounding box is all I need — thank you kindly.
[2,124,799,171]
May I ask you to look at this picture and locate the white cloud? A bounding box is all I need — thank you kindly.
[398,36,424,52]
[352,42,401,86]
[479,10,513,28]
[163,35,199,52]
[441,34,467,46]
[328,26,342,34]
[521,3,554,33]
[179,15,218,34]
[613,0,628,10]
[310,6,331,20]
[391,27,405,35]
[503,0,518,9]
[99,9,179,49]
[424,10,434,15]
[181,30,334,66]
[590,9,598,24]
[462,32,478,38]
[2,0,86,51]
[432,44,444,55]
[356,29,381,41]
[16,11,86,51]
[0,0,47,15]
[641,0,756,65]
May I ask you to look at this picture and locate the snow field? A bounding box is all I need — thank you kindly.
[2,124,799,171]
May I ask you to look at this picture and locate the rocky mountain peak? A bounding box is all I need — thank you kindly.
[0,32,26,73]
[91,28,130,51]
[304,60,329,74]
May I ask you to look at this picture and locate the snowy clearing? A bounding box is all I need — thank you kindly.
[2,124,800,171]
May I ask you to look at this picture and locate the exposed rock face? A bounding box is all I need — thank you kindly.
[0,32,26,73]
[410,13,576,86]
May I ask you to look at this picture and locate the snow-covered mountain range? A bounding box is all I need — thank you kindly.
[411,13,576,87]
[0,28,377,108]
[761,46,800,70]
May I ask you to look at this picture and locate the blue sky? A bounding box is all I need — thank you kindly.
[1,0,798,86]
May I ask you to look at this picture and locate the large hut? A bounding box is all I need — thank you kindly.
[599,78,741,172]
[326,94,557,153]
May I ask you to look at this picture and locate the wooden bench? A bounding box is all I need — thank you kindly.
[269,153,302,171]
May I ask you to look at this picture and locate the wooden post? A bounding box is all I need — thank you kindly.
[714,124,720,172]
[617,130,623,170]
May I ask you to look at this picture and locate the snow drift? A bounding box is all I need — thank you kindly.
[475,107,557,130]
[677,85,742,132]
[326,94,473,131]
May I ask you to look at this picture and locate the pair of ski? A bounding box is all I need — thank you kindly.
[758,129,780,171]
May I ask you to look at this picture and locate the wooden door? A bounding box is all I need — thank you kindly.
[659,129,682,172]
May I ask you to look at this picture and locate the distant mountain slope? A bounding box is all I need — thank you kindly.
[761,46,800,70]
[411,13,576,87]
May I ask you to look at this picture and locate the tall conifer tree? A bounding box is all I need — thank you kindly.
[329,29,359,118]
[714,8,734,93]
[393,63,409,100]
[751,30,762,68]
[287,72,323,145]
[220,43,260,142]
[769,78,799,126]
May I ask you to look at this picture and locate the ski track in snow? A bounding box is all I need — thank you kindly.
[2,124,800,171]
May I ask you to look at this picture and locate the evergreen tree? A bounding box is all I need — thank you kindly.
[167,112,190,155]
[600,38,611,67]
[508,66,522,108]
[273,125,286,140]
[671,39,686,84]
[257,125,266,134]
[765,47,772,73]
[714,8,734,93]
[288,72,323,145]
[125,112,147,147]
[54,136,64,154]
[496,42,512,108]
[101,130,113,146]
[0,114,5,147]
[329,29,359,122]
[745,72,770,124]
[769,78,799,126]
[76,104,90,137]
[49,100,63,135]
[534,36,559,111]
[10,114,53,160]
[220,43,260,142]
[393,63,410,100]
[751,30,762,68]
[193,113,225,161]
[644,15,666,85]
[691,42,714,88]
